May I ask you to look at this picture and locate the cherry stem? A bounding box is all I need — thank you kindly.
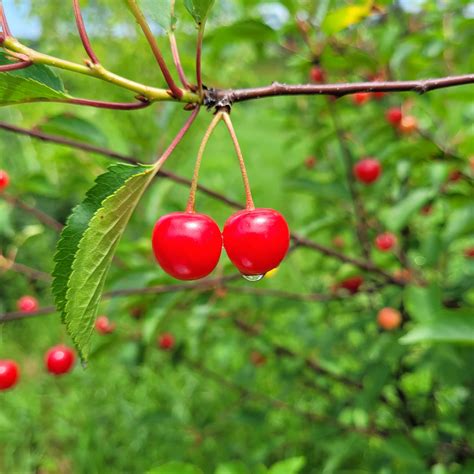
[0,1,11,40]
[186,112,224,212]
[222,112,255,211]
[126,0,183,99]
[72,0,99,64]
[0,60,33,72]
[196,26,205,95]
[155,106,200,169]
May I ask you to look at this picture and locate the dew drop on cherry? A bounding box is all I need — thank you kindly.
[241,273,265,282]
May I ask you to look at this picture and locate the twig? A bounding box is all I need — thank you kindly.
[0,60,33,72]
[64,97,151,110]
[72,0,99,64]
[0,253,51,282]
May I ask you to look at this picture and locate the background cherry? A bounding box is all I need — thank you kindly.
[17,295,39,313]
[45,345,75,375]
[375,232,397,251]
[386,107,402,125]
[152,212,222,281]
[0,360,20,390]
[353,158,382,184]
[158,333,175,350]
[335,276,364,294]
[352,92,370,105]
[0,170,9,191]
[310,65,325,83]
[377,307,402,330]
[95,315,116,334]
[223,208,290,276]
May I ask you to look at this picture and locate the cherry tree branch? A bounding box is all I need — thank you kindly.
[205,74,474,106]
[72,0,99,64]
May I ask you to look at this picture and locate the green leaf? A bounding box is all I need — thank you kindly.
[138,0,174,31]
[37,113,109,148]
[53,163,156,361]
[322,1,373,35]
[148,462,204,474]
[0,51,69,105]
[269,457,306,474]
[442,204,474,244]
[381,188,435,231]
[184,0,215,25]
[215,462,250,474]
[208,20,277,44]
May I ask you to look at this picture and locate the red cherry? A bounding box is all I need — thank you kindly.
[16,295,39,313]
[377,307,402,330]
[448,170,462,183]
[337,276,364,294]
[310,65,325,83]
[95,315,116,334]
[158,332,175,350]
[372,91,386,100]
[375,232,397,251]
[352,92,370,105]
[0,170,10,191]
[353,158,382,184]
[223,208,290,276]
[386,107,402,125]
[332,236,345,249]
[0,360,20,391]
[304,156,317,169]
[45,345,75,376]
[420,204,433,216]
[464,248,474,259]
[152,212,222,281]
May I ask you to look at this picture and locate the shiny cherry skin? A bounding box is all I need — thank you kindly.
[353,158,382,184]
[352,92,370,105]
[223,208,290,276]
[310,65,325,83]
[158,332,175,350]
[45,345,75,376]
[95,315,116,335]
[17,295,39,313]
[152,212,222,281]
[0,360,20,391]
[375,232,397,251]
[377,307,402,330]
[0,170,10,191]
[386,107,402,125]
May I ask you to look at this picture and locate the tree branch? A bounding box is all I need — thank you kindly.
[205,75,474,106]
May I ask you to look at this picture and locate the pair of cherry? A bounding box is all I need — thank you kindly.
[152,207,290,281]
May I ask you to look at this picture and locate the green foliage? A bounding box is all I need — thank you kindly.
[184,0,216,25]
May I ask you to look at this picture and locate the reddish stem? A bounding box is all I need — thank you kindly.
[169,32,192,90]
[64,97,151,110]
[72,0,100,64]
[196,27,204,94]
[0,60,33,72]
[0,2,11,39]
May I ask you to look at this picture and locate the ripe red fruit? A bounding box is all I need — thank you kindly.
[0,170,10,191]
[464,248,474,259]
[158,332,175,350]
[386,107,402,125]
[352,92,370,105]
[377,307,402,330]
[45,345,75,376]
[95,315,116,335]
[0,360,20,391]
[310,65,325,83]
[372,91,386,100]
[152,212,222,280]
[448,170,462,183]
[304,156,317,169]
[420,204,433,216]
[16,295,39,313]
[332,236,345,249]
[353,158,382,184]
[337,276,364,294]
[223,208,290,276]
[375,232,397,251]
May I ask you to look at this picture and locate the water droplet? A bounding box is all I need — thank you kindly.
[241,273,265,282]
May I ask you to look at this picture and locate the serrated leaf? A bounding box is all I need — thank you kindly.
[53,163,156,360]
[184,0,215,25]
[38,113,109,148]
[322,1,373,35]
[0,51,69,105]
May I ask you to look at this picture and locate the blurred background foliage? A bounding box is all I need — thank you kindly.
[0,0,474,472]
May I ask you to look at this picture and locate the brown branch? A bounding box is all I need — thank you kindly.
[72,0,99,64]
[0,254,52,282]
[205,75,474,106]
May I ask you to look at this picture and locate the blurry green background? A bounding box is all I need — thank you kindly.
[1,0,474,473]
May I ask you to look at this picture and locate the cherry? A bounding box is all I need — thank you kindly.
[420,204,433,216]
[152,212,222,280]
[448,170,462,183]
[386,107,402,126]
[95,315,116,334]
[375,232,397,251]
[250,351,267,367]
[332,236,345,249]
[352,92,370,105]
[310,65,325,83]
[45,345,75,376]
[16,295,39,313]
[464,247,474,259]
[372,91,386,100]
[398,115,417,134]
[353,158,382,184]
[158,332,175,350]
[304,156,317,169]
[334,276,364,294]
[0,360,20,391]
[377,307,402,330]
[0,170,9,192]
[223,208,290,276]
